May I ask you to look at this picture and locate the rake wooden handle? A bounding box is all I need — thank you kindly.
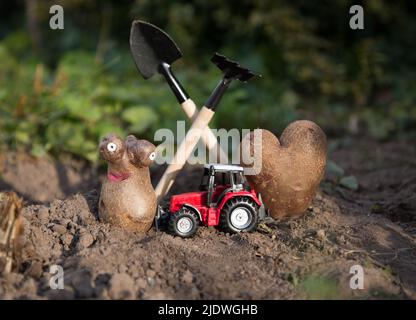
[155,106,215,202]
[181,98,228,163]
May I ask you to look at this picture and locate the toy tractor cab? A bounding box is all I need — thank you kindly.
[159,164,265,237]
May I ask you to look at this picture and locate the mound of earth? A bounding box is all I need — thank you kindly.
[0,152,98,203]
[0,139,415,299]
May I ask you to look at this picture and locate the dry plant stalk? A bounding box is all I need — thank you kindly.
[0,192,24,273]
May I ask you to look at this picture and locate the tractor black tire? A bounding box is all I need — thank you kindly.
[219,197,259,233]
[168,207,199,238]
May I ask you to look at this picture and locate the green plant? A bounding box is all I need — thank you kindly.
[301,274,340,300]
[1,0,415,162]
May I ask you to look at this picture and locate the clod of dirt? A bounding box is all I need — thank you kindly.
[142,288,169,300]
[76,233,94,250]
[316,229,326,241]
[108,273,135,300]
[181,270,193,284]
[68,269,94,299]
[146,269,156,278]
[60,234,74,247]
[25,260,43,279]
[36,207,49,223]
[45,288,75,300]
[52,224,67,235]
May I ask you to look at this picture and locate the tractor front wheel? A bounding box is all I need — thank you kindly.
[168,208,199,238]
[220,197,259,233]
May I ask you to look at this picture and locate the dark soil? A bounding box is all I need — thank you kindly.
[0,139,415,299]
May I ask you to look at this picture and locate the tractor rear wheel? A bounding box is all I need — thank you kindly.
[168,207,199,238]
[220,197,259,233]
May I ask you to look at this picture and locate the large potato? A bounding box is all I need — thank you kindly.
[240,120,327,219]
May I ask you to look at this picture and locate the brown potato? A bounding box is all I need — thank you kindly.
[99,134,157,232]
[240,120,327,219]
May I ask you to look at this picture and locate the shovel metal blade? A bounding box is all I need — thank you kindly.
[130,20,182,79]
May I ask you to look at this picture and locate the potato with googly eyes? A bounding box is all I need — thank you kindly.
[98,133,157,233]
[99,134,126,163]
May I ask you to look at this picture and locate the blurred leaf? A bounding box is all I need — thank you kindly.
[14,130,30,144]
[339,175,359,191]
[1,31,31,57]
[63,94,101,122]
[121,106,158,134]
[58,51,97,80]
[95,122,125,139]
[30,144,47,158]
[286,272,299,287]
[326,160,345,178]
[371,203,383,213]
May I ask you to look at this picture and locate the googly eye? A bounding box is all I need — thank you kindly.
[107,142,117,153]
[149,152,156,160]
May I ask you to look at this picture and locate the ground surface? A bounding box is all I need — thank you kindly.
[0,138,415,299]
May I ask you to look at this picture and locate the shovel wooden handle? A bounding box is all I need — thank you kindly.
[181,99,228,163]
[181,98,202,121]
[155,106,215,202]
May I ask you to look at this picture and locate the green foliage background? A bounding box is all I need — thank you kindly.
[0,0,415,162]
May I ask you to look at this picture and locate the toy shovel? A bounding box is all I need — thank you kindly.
[154,53,257,201]
[129,20,228,163]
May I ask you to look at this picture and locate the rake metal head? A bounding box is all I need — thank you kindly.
[211,53,259,82]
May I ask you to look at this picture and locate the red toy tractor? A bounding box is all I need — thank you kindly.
[157,164,266,237]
